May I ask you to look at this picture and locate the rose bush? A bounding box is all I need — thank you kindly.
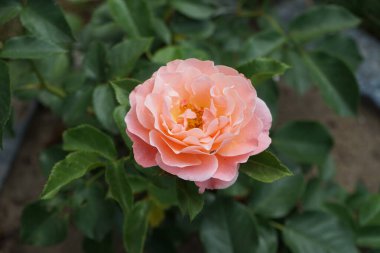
[1,0,378,252]
[126,59,271,192]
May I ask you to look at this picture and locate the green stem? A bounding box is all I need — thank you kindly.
[86,169,105,186]
[30,61,66,98]
[269,221,285,231]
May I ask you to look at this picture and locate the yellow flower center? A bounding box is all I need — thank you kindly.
[181,104,204,130]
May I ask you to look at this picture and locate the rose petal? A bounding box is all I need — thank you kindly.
[128,131,157,167]
[195,172,239,193]
[156,153,218,181]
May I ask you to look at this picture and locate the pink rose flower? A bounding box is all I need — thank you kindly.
[125,59,272,192]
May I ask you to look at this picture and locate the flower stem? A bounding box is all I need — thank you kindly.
[30,61,66,98]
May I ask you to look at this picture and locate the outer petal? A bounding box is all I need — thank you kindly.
[128,131,157,167]
[156,154,218,181]
[255,98,272,132]
[217,115,263,157]
[195,172,239,193]
[212,156,239,181]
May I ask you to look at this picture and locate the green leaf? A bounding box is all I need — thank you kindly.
[176,179,204,220]
[84,42,108,82]
[113,105,133,150]
[324,202,356,231]
[39,145,67,177]
[123,200,150,253]
[108,0,140,37]
[152,45,209,64]
[73,185,115,241]
[63,124,117,160]
[108,38,152,78]
[359,195,380,226]
[41,151,103,199]
[105,161,133,213]
[249,174,305,218]
[20,0,74,45]
[110,78,140,105]
[0,0,22,25]
[171,17,215,40]
[200,198,258,253]
[93,85,118,134]
[151,17,171,44]
[303,51,360,116]
[0,61,10,148]
[237,58,290,84]
[20,201,68,246]
[145,3,171,44]
[283,211,359,253]
[0,36,66,59]
[241,29,286,62]
[241,151,292,183]
[171,1,215,20]
[254,219,278,253]
[273,121,333,165]
[62,85,95,126]
[315,34,362,71]
[283,48,313,94]
[289,5,360,43]
[357,226,380,249]
[318,154,336,182]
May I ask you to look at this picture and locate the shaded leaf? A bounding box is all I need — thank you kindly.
[108,38,152,78]
[273,121,333,165]
[304,51,360,116]
[108,0,140,37]
[113,105,133,149]
[39,145,67,177]
[0,0,22,25]
[177,179,204,220]
[123,201,150,253]
[84,42,108,82]
[360,195,380,226]
[283,48,313,94]
[83,234,115,253]
[200,198,258,253]
[249,174,305,218]
[289,5,360,43]
[73,185,115,241]
[316,34,362,71]
[0,36,66,59]
[21,201,68,246]
[254,219,278,253]
[20,0,74,45]
[171,1,215,20]
[357,226,380,249]
[93,85,118,134]
[241,29,286,62]
[105,160,133,213]
[283,211,358,253]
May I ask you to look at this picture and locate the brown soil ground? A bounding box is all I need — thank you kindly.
[0,86,379,253]
[277,85,380,192]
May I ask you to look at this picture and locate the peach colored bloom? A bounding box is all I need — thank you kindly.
[125,59,271,192]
